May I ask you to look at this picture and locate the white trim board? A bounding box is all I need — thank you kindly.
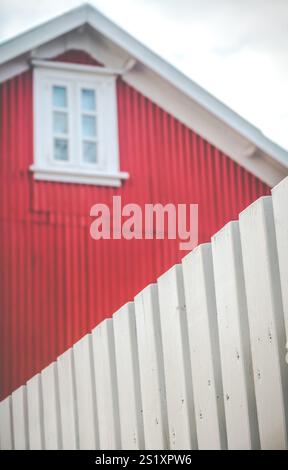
[31,59,125,76]
[30,165,129,187]
[0,3,287,186]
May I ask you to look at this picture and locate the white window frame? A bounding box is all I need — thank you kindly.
[31,60,129,187]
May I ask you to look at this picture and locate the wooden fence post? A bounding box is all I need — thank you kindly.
[26,374,44,449]
[113,302,144,449]
[41,362,62,449]
[73,335,98,449]
[0,396,13,450]
[272,176,288,362]
[57,348,78,450]
[239,197,288,449]
[182,243,227,449]
[212,222,260,449]
[11,385,28,449]
[92,319,121,450]
[157,265,197,449]
[134,284,168,449]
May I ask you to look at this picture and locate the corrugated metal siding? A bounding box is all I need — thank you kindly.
[0,52,271,400]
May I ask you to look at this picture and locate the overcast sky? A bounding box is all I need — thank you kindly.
[1,0,288,150]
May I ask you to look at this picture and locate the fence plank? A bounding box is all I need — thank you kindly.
[41,362,62,449]
[239,196,288,449]
[57,348,78,450]
[0,396,13,450]
[134,284,168,450]
[11,386,28,449]
[113,302,144,449]
[212,222,260,449]
[26,374,44,449]
[92,319,121,450]
[73,334,98,449]
[182,244,227,449]
[272,176,288,360]
[157,264,197,449]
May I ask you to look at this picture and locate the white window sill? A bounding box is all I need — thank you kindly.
[30,165,129,187]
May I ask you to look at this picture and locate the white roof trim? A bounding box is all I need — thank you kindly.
[31,59,124,76]
[0,2,288,185]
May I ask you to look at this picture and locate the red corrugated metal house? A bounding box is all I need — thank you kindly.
[1,3,288,400]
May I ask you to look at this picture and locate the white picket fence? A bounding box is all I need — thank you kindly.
[1,177,288,450]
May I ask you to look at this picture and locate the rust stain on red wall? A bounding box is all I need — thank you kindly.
[0,51,270,399]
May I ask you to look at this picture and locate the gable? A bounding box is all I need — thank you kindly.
[0,3,287,186]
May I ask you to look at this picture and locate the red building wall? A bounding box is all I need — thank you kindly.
[0,51,270,399]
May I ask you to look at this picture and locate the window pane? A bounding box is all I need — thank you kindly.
[54,138,68,161]
[53,112,68,134]
[82,115,96,137]
[53,86,67,108]
[81,89,96,111]
[83,141,97,163]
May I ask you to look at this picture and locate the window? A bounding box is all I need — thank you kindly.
[53,86,69,161]
[80,89,97,164]
[31,60,128,186]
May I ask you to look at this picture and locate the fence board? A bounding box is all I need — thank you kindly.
[73,334,98,450]
[92,319,121,450]
[239,196,288,449]
[113,302,144,450]
[182,244,227,449]
[11,385,28,449]
[41,362,61,449]
[26,374,44,449]
[57,348,78,449]
[272,176,288,359]
[157,264,197,449]
[0,396,13,450]
[134,284,168,450]
[212,222,260,449]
